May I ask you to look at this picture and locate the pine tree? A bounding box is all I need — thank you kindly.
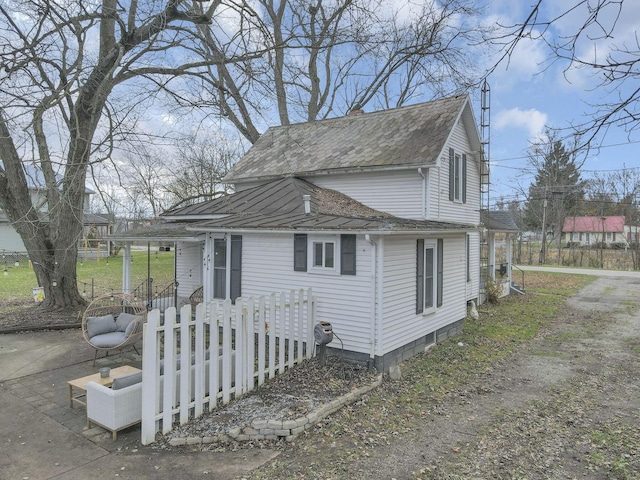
[524,130,586,247]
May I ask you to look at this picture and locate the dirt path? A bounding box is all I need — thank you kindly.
[245,275,640,479]
[344,276,640,479]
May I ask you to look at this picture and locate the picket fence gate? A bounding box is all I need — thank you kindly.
[140,288,315,445]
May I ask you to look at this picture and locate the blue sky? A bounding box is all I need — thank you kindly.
[481,0,640,206]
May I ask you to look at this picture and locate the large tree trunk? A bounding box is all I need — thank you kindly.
[0,1,214,313]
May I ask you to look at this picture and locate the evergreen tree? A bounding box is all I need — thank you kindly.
[524,130,586,246]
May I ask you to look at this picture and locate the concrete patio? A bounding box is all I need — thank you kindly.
[0,328,278,480]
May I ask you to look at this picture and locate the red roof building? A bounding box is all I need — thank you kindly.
[562,216,626,246]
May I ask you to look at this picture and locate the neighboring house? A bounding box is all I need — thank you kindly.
[0,165,109,255]
[114,95,489,371]
[562,216,626,247]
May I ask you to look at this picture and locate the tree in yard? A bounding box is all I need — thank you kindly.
[524,130,586,261]
[0,0,216,309]
[584,168,640,268]
[175,0,491,143]
[0,0,491,312]
[92,136,239,217]
[493,0,639,145]
[164,137,239,211]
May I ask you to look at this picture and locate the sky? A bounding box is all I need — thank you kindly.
[481,0,640,206]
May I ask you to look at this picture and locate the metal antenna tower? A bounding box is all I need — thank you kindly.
[479,79,491,302]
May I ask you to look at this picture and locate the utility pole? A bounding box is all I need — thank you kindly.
[539,198,548,264]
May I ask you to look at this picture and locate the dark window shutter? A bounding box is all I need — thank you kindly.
[437,238,444,307]
[340,234,356,275]
[416,239,424,314]
[448,148,455,201]
[462,154,467,204]
[230,235,242,302]
[294,234,307,271]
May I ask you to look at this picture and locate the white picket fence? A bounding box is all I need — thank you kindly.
[140,288,315,445]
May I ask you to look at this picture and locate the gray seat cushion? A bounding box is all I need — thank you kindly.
[86,314,116,338]
[90,331,127,348]
[124,317,141,337]
[111,371,143,390]
[115,312,140,332]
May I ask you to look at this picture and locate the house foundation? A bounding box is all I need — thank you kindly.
[323,318,466,373]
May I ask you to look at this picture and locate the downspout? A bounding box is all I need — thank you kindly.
[365,234,377,368]
[418,168,426,218]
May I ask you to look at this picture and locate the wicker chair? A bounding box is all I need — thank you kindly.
[189,285,204,309]
[82,292,147,365]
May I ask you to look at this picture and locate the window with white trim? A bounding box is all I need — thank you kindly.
[293,234,356,275]
[313,240,335,268]
[416,238,443,314]
[448,148,467,203]
[213,235,242,301]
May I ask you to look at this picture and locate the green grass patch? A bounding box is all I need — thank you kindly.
[0,250,175,303]
[588,424,640,479]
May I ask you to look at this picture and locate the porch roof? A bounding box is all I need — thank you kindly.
[179,177,476,233]
[108,222,202,242]
[481,210,519,232]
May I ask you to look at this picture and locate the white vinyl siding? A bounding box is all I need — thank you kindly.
[466,231,480,301]
[241,233,374,355]
[381,235,468,354]
[0,224,27,252]
[309,170,425,220]
[431,121,480,224]
[175,241,203,299]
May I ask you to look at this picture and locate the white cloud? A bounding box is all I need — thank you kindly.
[494,107,547,138]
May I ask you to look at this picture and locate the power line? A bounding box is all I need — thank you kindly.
[490,139,640,167]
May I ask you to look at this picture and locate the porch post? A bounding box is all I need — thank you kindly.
[506,233,512,285]
[488,232,496,281]
[122,242,132,293]
[203,234,213,303]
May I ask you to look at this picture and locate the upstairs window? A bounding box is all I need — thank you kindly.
[448,148,467,203]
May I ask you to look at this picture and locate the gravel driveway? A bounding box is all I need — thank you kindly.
[241,272,640,479]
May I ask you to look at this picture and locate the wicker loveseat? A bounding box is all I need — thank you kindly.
[82,293,147,365]
[86,372,143,440]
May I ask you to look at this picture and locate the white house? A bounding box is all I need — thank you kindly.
[0,164,110,255]
[115,95,489,371]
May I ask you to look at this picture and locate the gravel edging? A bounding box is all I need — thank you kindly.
[168,374,383,447]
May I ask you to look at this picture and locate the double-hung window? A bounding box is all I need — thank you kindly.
[448,148,467,203]
[293,234,356,275]
[416,238,443,314]
[213,235,242,301]
[313,240,335,268]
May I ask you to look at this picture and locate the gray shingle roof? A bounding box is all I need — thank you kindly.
[481,210,519,232]
[225,96,472,183]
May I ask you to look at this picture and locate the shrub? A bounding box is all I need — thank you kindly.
[484,277,502,305]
